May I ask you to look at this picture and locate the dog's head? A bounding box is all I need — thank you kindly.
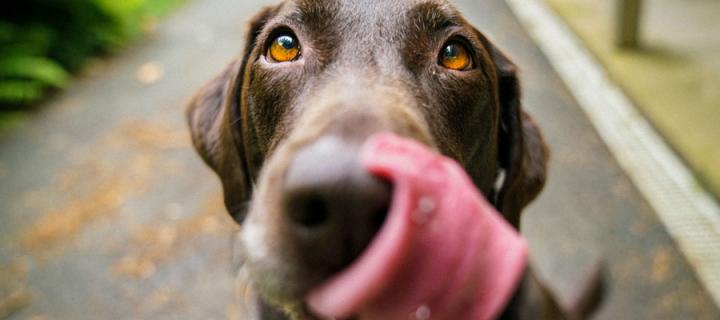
[187,0,548,315]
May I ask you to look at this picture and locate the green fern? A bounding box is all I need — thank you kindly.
[0,0,185,108]
[0,22,54,58]
[0,56,69,88]
[0,80,45,105]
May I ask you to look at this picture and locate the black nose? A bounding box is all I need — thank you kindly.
[282,136,391,273]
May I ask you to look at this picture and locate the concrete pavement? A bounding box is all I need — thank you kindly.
[0,0,717,318]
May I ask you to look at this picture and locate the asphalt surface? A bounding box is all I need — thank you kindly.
[0,0,717,319]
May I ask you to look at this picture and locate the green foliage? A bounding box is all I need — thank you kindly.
[0,80,45,104]
[0,0,183,107]
[0,56,70,88]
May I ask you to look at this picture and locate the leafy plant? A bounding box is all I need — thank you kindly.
[0,0,183,107]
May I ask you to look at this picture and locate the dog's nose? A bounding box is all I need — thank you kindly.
[282,136,391,272]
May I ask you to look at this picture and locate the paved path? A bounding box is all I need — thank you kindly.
[0,0,717,319]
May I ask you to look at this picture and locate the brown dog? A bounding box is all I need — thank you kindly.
[187,0,599,318]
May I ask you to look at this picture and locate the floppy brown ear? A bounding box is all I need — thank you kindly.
[490,43,549,228]
[186,5,279,223]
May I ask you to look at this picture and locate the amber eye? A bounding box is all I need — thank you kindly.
[268,34,301,62]
[439,42,472,70]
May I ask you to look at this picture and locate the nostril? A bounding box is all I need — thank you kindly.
[282,136,394,273]
[290,197,330,229]
[371,203,389,234]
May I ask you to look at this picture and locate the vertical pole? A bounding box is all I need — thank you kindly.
[617,0,643,48]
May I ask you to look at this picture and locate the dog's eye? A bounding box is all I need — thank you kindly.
[268,34,301,62]
[439,42,472,71]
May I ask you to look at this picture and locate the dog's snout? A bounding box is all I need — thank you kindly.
[283,136,391,270]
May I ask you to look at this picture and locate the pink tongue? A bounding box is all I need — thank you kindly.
[306,133,528,320]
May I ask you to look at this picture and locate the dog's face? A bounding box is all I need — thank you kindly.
[187,0,547,316]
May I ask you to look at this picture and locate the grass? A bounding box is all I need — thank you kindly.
[545,0,720,198]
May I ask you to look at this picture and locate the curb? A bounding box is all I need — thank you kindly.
[505,0,720,307]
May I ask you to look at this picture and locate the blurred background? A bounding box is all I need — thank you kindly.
[0,0,183,107]
[0,0,718,319]
[546,0,720,205]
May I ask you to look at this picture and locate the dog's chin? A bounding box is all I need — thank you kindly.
[239,222,368,319]
[242,255,368,320]
[247,262,325,304]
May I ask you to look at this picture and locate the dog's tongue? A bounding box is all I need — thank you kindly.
[306,133,528,320]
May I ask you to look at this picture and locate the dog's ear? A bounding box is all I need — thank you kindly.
[186,6,279,223]
[488,42,549,228]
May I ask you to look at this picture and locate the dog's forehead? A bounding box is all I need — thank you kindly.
[288,0,455,12]
[283,0,461,31]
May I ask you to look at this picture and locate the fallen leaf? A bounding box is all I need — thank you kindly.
[136,62,165,85]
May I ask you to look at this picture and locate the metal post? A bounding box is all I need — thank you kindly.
[617,0,643,48]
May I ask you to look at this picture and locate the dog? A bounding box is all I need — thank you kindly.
[187,0,600,318]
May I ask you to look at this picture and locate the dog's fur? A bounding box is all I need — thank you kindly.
[187,0,599,319]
